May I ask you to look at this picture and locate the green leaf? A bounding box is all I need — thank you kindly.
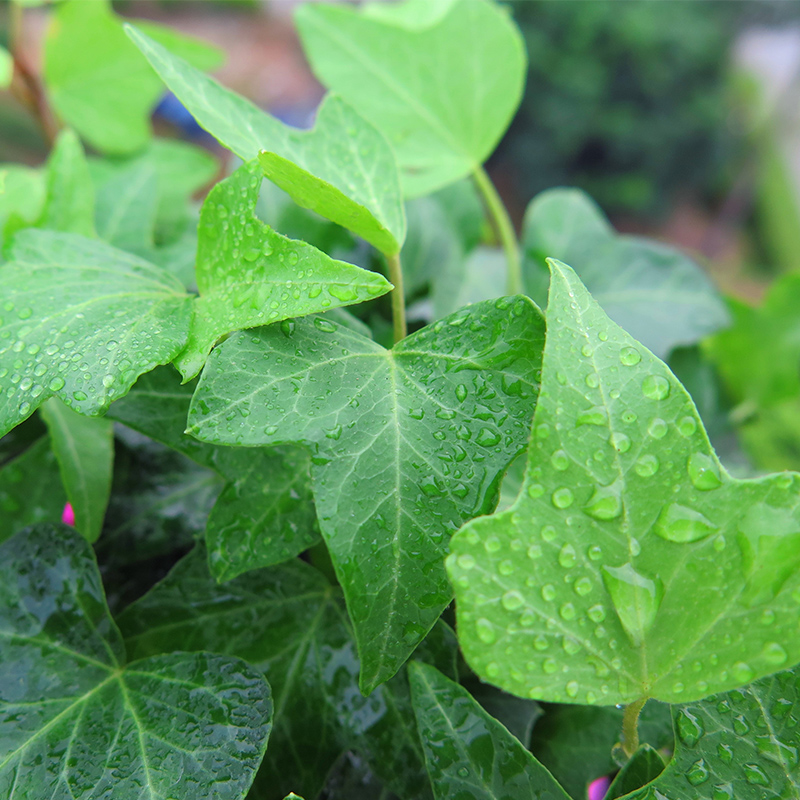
[605,745,664,799]
[447,259,800,706]
[0,437,66,543]
[408,662,571,800]
[108,367,319,579]
[40,398,113,543]
[0,230,192,437]
[522,189,729,358]
[296,0,526,197]
[0,46,12,90]
[124,27,406,253]
[174,161,392,380]
[432,245,506,318]
[0,166,45,236]
[529,703,672,800]
[465,681,542,748]
[0,523,272,799]
[44,0,222,155]
[188,297,545,691]
[626,666,800,799]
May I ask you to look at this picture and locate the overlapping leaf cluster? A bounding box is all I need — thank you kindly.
[3,0,800,798]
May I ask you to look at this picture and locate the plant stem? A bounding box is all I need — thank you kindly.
[387,251,407,343]
[472,164,522,295]
[621,697,647,758]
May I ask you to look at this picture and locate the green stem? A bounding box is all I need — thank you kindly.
[386,251,407,343]
[621,697,647,758]
[472,164,522,295]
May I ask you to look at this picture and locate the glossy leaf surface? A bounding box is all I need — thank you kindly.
[627,666,800,799]
[0,524,272,799]
[175,161,391,380]
[522,189,729,358]
[44,0,222,154]
[40,398,113,543]
[605,745,664,799]
[126,27,405,252]
[296,0,526,196]
[409,662,571,800]
[448,260,800,705]
[0,230,191,437]
[189,298,544,691]
[108,367,319,579]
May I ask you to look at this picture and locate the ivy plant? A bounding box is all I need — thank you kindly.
[2,0,800,799]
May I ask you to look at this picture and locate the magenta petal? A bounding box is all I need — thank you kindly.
[588,776,611,800]
[61,502,75,527]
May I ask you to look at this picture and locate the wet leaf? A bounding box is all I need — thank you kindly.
[448,260,800,706]
[174,161,391,380]
[0,230,192,437]
[296,0,526,197]
[188,297,544,691]
[408,662,571,800]
[605,745,664,799]
[0,523,272,799]
[125,27,405,253]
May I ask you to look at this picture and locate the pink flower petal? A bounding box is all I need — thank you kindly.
[588,776,611,800]
[61,502,75,527]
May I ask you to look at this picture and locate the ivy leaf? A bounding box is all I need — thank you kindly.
[295,0,526,197]
[175,161,392,380]
[522,189,729,358]
[125,27,406,253]
[626,666,800,799]
[40,398,113,543]
[0,524,272,799]
[408,662,571,800]
[447,259,800,706]
[0,437,66,544]
[188,297,545,692]
[0,230,192,437]
[108,366,320,580]
[44,0,222,155]
[432,246,506,319]
[605,745,664,799]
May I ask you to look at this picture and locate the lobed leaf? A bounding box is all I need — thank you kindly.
[174,161,392,380]
[188,297,545,692]
[448,260,800,706]
[0,524,272,800]
[125,27,406,253]
[296,0,527,197]
[0,230,192,437]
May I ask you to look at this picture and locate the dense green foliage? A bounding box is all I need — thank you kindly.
[2,1,800,799]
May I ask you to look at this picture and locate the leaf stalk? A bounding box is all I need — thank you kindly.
[387,251,407,343]
[621,696,647,758]
[472,164,522,295]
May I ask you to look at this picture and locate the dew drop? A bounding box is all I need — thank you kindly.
[601,562,662,646]
[551,449,569,471]
[558,543,577,568]
[619,346,641,366]
[527,543,542,560]
[73,391,87,402]
[325,424,343,441]
[559,602,576,620]
[552,488,574,509]
[687,452,722,491]
[541,584,556,602]
[476,428,501,447]
[717,743,733,764]
[676,709,704,747]
[313,317,337,333]
[565,681,579,698]
[576,406,607,427]
[609,432,630,453]
[455,384,467,402]
[584,482,623,521]
[574,577,592,596]
[585,373,599,389]
[648,418,668,439]
[476,618,495,644]
[733,714,750,735]
[642,375,670,400]
[587,604,606,622]
[654,503,716,543]
[588,545,603,561]
[502,591,524,611]
[763,642,788,666]
[677,415,698,437]
[48,377,65,391]
[457,554,475,570]
[635,454,659,477]
[527,483,544,499]
[686,759,709,786]
[743,764,769,786]
[543,658,557,674]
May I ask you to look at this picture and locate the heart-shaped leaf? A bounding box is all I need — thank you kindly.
[44,0,222,154]
[174,161,392,380]
[108,367,319,580]
[0,524,272,799]
[188,298,544,692]
[125,26,406,254]
[296,0,527,197]
[40,398,113,543]
[522,189,730,358]
[448,259,800,706]
[626,666,800,799]
[409,662,571,800]
[0,230,192,437]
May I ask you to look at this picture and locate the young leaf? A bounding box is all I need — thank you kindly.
[0,230,192,437]
[295,0,526,197]
[448,259,800,706]
[174,161,392,380]
[40,398,114,543]
[0,524,272,799]
[44,0,222,154]
[605,745,664,799]
[108,367,320,580]
[0,166,45,236]
[124,27,406,253]
[188,297,545,692]
[408,662,571,800]
[522,189,729,358]
[0,437,66,543]
[625,666,800,799]
[432,246,506,319]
